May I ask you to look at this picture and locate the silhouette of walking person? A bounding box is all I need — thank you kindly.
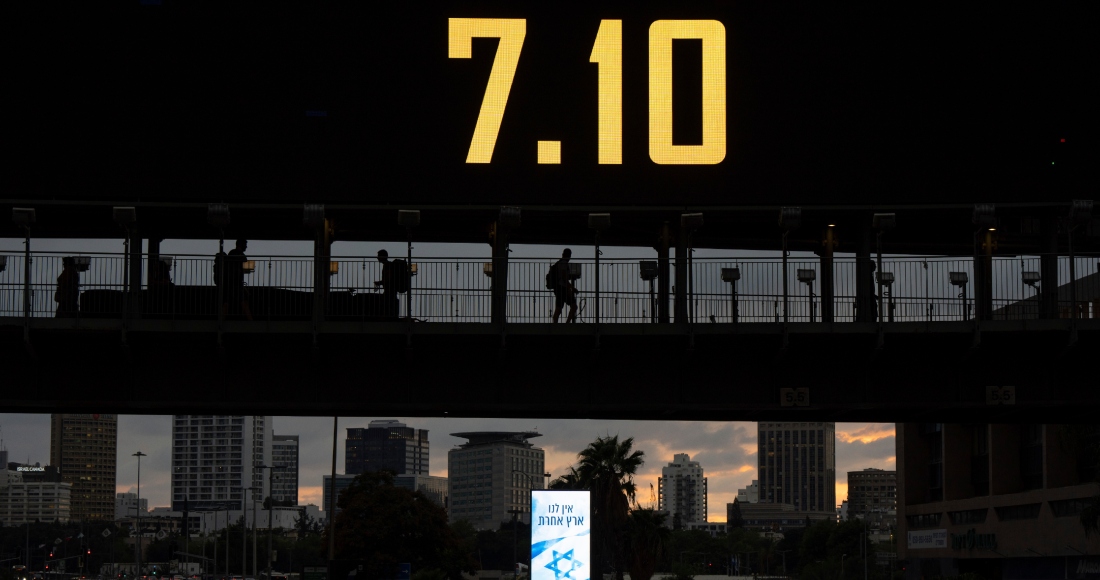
[55,256,80,318]
[551,248,577,323]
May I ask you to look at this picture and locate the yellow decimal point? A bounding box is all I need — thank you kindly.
[538,141,562,164]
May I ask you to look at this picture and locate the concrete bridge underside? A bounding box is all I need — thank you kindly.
[2,319,1096,422]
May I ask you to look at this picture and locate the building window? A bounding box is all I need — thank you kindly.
[1050,498,1092,518]
[948,508,988,525]
[995,503,1041,521]
[906,513,942,528]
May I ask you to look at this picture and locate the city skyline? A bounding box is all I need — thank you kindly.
[0,414,895,522]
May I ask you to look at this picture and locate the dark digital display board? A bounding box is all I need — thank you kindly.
[8,3,1093,207]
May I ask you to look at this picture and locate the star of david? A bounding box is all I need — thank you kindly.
[545,548,584,579]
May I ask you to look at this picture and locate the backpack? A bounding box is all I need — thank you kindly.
[213,251,227,286]
[392,259,410,293]
[545,262,558,290]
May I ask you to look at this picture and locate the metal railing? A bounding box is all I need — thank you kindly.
[1,252,1097,323]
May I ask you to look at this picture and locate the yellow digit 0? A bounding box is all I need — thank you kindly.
[649,20,727,165]
[448,18,527,164]
[590,19,623,165]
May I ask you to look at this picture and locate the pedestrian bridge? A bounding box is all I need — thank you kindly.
[2,251,1097,422]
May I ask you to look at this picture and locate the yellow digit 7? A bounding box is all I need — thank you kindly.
[649,20,727,165]
[448,18,527,164]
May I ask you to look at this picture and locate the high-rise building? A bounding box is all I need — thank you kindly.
[658,453,708,524]
[50,413,117,521]
[757,422,836,515]
[272,435,299,504]
[898,423,1100,579]
[448,431,545,529]
[846,468,896,518]
[0,468,72,524]
[737,479,760,504]
[345,420,429,475]
[170,415,272,511]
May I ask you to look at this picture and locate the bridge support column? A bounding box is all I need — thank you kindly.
[855,227,875,322]
[674,226,688,323]
[1040,217,1059,319]
[490,220,511,325]
[657,222,671,323]
[820,225,836,323]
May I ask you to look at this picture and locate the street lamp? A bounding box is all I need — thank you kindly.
[511,470,551,578]
[877,271,895,322]
[256,464,281,580]
[797,268,816,322]
[721,267,740,323]
[950,272,969,321]
[133,451,147,576]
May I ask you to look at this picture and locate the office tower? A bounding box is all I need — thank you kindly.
[170,416,272,511]
[50,413,117,521]
[846,468,896,519]
[0,466,72,524]
[345,420,429,475]
[657,453,708,524]
[272,435,299,504]
[898,423,1100,579]
[448,431,545,529]
[757,422,836,514]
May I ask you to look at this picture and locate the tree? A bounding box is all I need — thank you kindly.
[548,466,582,490]
[625,509,670,580]
[327,472,478,579]
[574,435,645,580]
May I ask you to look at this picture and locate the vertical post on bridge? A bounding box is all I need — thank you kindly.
[657,221,671,323]
[820,224,836,323]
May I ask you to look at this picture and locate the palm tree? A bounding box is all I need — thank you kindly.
[626,509,670,580]
[575,435,645,580]
[548,466,583,490]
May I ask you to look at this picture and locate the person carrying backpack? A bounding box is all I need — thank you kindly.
[550,248,577,323]
[374,249,402,318]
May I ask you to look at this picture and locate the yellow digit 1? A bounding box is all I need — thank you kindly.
[649,20,727,165]
[590,19,623,165]
[448,18,527,164]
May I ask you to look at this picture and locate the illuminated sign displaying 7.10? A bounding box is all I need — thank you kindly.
[449,18,726,166]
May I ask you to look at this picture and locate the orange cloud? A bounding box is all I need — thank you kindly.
[300,486,323,507]
[836,482,849,504]
[837,424,895,444]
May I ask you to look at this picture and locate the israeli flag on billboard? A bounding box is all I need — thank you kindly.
[531,490,590,580]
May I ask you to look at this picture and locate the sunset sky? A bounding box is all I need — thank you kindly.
[0,414,895,522]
